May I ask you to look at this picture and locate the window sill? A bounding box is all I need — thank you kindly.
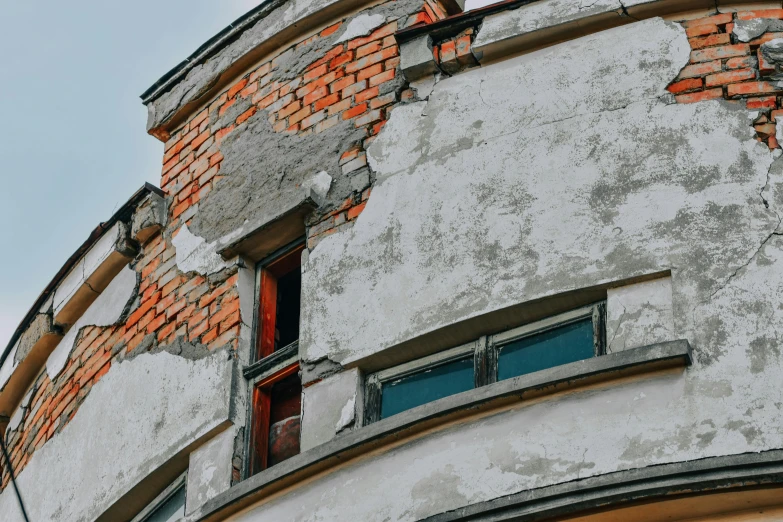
[189,339,692,521]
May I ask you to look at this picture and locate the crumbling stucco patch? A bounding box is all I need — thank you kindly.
[172,223,235,276]
[190,110,365,244]
[0,348,235,522]
[336,13,385,44]
[46,265,139,379]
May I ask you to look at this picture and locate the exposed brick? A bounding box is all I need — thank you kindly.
[304,64,328,83]
[330,51,354,70]
[726,55,757,70]
[354,108,382,127]
[330,74,356,93]
[236,106,258,125]
[301,110,326,130]
[369,69,396,87]
[304,85,329,105]
[342,103,368,120]
[228,78,249,99]
[674,88,724,104]
[690,44,750,63]
[689,33,730,50]
[685,24,719,38]
[371,92,397,109]
[357,63,383,82]
[315,115,339,133]
[356,41,381,59]
[705,68,756,87]
[347,201,367,220]
[727,81,779,97]
[356,86,379,103]
[289,106,312,125]
[314,93,341,112]
[736,9,783,20]
[682,13,733,27]
[321,22,342,37]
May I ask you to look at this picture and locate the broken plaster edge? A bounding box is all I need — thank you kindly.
[188,340,692,521]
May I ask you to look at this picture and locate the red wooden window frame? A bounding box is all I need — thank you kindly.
[249,362,300,474]
[249,243,304,475]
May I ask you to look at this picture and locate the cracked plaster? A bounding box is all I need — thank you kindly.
[0,348,236,522]
[230,18,783,521]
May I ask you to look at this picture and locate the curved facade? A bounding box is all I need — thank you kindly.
[2,0,783,521]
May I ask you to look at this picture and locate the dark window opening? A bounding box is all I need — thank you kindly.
[249,240,305,477]
[257,243,303,360]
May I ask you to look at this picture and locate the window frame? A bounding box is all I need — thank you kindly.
[130,471,187,522]
[364,302,606,425]
[242,239,305,480]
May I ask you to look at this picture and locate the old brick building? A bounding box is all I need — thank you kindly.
[2,0,783,520]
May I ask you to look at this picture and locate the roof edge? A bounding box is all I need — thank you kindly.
[0,183,164,375]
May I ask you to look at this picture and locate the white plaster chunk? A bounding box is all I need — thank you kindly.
[473,0,624,59]
[186,426,237,515]
[733,18,783,42]
[335,13,386,44]
[335,396,356,433]
[8,388,34,432]
[173,224,232,275]
[0,350,235,522]
[0,340,19,391]
[46,265,138,379]
[606,277,675,353]
[302,170,333,203]
[53,258,86,318]
[300,369,361,452]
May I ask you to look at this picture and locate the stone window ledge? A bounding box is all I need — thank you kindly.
[188,339,692,521]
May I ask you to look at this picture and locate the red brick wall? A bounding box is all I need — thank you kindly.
[1,1,433,491]
[666,10,783,149]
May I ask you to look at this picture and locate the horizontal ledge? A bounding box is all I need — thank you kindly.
[423,449,783,521]
[243,341,299,380]
[190,339,692,521]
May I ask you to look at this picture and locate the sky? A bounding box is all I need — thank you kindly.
[0,0,262,350]
[0,0,492,351]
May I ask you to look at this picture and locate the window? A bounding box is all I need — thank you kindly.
[131,473,186,522]
[246,240,304,477]
[365,303,606,423]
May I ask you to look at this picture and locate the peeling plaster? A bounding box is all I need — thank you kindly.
[606,278,675,353]
[172,224,235,276]
[46,265,139,379]
[0,349,235,522]
[335,13,386,44]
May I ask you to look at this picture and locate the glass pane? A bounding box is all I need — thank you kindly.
[497,318,594,381]
[143,485,185,522]
[381,357,474,419]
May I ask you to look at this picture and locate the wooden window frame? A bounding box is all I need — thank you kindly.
[242,238,305,479]
[364,302,606,425]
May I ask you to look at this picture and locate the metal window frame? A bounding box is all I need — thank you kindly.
[242,238,305,480]
[486,302,606,384]
[364,302,606,425]
[130,471,187,522]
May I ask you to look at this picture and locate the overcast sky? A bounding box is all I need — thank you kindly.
[0,0,261,350]
[0,0,493,351]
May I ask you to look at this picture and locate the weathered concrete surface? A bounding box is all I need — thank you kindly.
[733,17,783,42]
[131,191,167,244]
[0,348,235,522]
[187,426,237,515]
[400,35,441,81]
[336,13,385,43]
[190,110,365,246]
[300,368,361,451]
[53,221,137,326]
[606,277,675,353]
[47,265,138,378]
[472,0,628,61]
[251,18,783,520]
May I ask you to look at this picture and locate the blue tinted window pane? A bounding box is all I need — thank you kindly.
[144,485,185,522]
[498,318,594,381]
[381,357,474,419]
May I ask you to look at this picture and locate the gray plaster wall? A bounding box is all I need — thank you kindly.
[0,348,235,522]
[300,368,362,451]
[222,16,783,522]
